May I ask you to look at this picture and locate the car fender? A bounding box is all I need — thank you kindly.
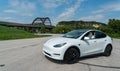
[102,36,113,52]
[62,44,81,59]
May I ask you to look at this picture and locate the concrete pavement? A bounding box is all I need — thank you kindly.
[0,34,120,71]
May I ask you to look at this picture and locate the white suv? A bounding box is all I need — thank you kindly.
[43,30,113,63]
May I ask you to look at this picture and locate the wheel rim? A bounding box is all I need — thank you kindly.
[68,51,77,61]
[64,48,79,63]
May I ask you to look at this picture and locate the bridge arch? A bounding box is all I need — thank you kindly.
[32,17,52,26]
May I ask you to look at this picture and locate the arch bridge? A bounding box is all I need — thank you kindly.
[0,17,53,33]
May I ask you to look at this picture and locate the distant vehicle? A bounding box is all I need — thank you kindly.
[43,30,113,63]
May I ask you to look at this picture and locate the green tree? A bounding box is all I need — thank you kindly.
[108,19,120,33]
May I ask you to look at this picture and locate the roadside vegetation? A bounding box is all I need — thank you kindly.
[0,26,50,40]
[51,19,120,39]
[98,19,120,38]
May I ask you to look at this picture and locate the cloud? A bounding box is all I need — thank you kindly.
[4,9,17,13]
[92,1,120,14]
[92,10,104,14]
[0,16,27,23]
[6,0,36,17]
[9,0,36,10]
[0,16,15,22]
[21,13,33,17]
[40,0,71,8]
[1,0,36,23]
[54,0,85,25]
[80,14,104,21]
[1,17,13,20]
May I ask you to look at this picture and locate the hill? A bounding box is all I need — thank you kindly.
[57,20,106,28]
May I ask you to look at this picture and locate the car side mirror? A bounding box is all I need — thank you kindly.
[84,37,90,40]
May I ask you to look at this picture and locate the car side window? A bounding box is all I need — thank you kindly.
[82,31,95,40]
[95,31,106,39]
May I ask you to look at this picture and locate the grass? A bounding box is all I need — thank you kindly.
[0,26,51,40]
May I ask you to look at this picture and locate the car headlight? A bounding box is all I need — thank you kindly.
[54,43,66,48]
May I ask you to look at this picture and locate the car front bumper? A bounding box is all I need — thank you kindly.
[43,45,65,60]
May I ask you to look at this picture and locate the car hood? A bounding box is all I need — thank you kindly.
[44,37,73,47]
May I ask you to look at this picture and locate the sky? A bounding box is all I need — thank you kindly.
[0,0,120,25]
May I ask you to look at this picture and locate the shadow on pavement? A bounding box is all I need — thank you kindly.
[79,53,103,61]
[45,54,103,64]
[45,56,64,64]
[45,54,120,69]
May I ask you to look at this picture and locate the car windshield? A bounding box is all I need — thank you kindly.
[63,30,86,39]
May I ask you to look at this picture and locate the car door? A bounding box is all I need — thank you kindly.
[80,31,98,56]
[93,31,107,53]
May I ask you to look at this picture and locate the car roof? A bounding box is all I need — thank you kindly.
[74,29,94,32]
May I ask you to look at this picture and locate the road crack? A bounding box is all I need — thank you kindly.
[78,62,120,69]
[0,64,5,67]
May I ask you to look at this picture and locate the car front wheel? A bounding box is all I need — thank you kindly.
[64,48,80,64]
[104,45,112,56]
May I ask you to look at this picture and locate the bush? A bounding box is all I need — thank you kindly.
[40,26,46,33]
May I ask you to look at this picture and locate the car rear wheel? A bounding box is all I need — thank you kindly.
[104,45,112,56]
[64,48,80,64]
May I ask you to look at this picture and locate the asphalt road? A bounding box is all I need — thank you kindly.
[0,34,120,71]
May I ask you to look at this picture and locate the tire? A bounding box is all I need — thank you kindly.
[64,48,80,64]
[104,45,112,56]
